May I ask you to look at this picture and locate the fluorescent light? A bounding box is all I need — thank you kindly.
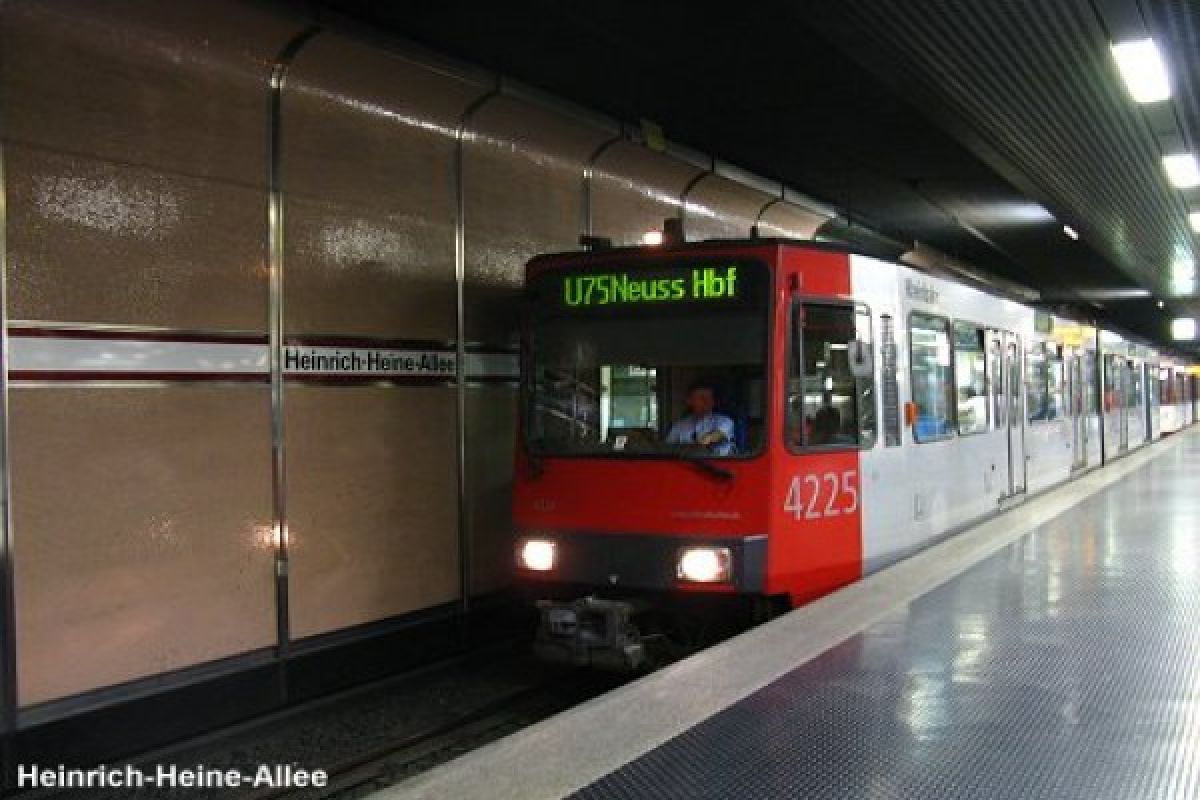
[1063,225,1079,240]
[1163,153,1200,188]
[1171,317,1196,340]
[641,230,664,246]
[1111,38,1171,103]
[1190,211,1200,233]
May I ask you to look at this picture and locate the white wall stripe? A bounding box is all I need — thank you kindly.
[10,337,267,375]
[6,334,518,380]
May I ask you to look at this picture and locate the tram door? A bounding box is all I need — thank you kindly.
[1117,361,1130,452]
[1069,352,1087,470]
[1004,332,1026,495]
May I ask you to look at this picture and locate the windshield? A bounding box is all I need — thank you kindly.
[525,258,769,458]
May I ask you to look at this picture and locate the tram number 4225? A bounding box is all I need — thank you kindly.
[784,471,860,520]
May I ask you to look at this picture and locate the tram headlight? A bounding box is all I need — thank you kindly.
[517,538,557,572]
[677,546,732,583]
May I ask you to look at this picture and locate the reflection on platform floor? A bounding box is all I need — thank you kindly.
[576,433,1200,800]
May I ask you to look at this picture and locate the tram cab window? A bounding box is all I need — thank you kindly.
[525,260,769,458]
[909,313,955,442]
[787,303,875,450]
[954,322,989,435]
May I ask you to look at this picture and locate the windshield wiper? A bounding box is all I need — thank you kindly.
[670,453,735,483]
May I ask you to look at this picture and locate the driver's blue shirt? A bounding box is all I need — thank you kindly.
[666,413,736,455]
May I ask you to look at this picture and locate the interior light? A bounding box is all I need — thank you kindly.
[1158,300,1166,309]
[1111,38,1171,103]
[641,230,664,246]
[1172,318,1197,341]
[1163,153,1200,188]
[677,547,731,583]
[517,538,556,572]
[1190,211,1200,234]
[1063,225,1079,240]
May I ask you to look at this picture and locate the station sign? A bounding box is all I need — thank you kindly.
[283,345,455,377]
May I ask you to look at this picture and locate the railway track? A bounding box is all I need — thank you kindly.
[247,673,621,800]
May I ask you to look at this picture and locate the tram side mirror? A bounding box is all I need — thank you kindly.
[848,339,873,379]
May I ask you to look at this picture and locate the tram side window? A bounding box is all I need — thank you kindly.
[1127,362,1142,409]
[909,312,955,442]
[1048,348,1065,419]
[787,303,876,449]
[954,322,989,435]
[1103,355,1119,411]
[1026,342,1064,422]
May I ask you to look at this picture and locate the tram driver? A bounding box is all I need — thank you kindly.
[665,381,736,456]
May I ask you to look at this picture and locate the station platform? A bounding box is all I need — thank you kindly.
[383,429,1200,800]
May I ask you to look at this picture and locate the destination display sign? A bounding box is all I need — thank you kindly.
[537,260,767,314]
[561,265,740,307]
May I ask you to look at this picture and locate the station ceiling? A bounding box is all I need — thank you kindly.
[307,0,1200,356]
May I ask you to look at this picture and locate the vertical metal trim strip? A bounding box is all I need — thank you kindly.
[0,0,18,757]
[679,165,714,241]
[454,82,500,616]
[267,26,321,685]
[582,132,624,237]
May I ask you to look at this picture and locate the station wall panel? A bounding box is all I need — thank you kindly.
[8,389,276,707]
[756,201,829,240]
[462,97,610,346]
[285,388,460,639]
[282,35,488,340]
[1,0,295,329]
[589,142,702,246]
[466,387,518,595]
[683,174,776,242]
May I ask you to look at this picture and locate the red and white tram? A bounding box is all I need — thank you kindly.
[511,239,1189,668]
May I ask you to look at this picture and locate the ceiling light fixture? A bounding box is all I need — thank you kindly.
[1111,38,1171,103]
[1163,153,1200,188]
[1062,225,1079,240]
[1171,317,1197,340]
[1190,211,1200,234]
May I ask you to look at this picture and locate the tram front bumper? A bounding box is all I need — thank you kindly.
[534,596,647,672]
